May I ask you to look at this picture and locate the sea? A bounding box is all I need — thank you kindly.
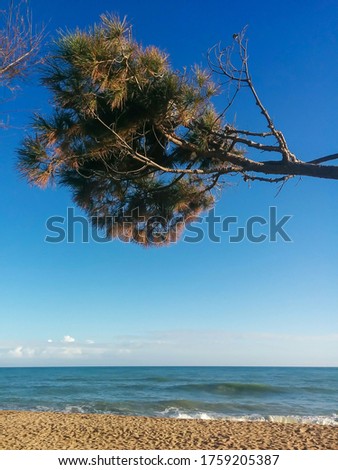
[0,367,337,425]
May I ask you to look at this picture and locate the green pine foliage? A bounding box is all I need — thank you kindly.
[18,15,234,245]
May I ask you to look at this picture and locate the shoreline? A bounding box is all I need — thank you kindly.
[0,411,337,450]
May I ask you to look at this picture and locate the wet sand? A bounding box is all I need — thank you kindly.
[0,411,337,450]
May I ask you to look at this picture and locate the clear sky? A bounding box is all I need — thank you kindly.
[0,0,337,366]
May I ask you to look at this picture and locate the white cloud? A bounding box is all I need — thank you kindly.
[1,330,338,366]
[117,348,132,355]
[61,347,83,357]
[62,335,75,343]
[8,346,24,358]
[8,346,36,358]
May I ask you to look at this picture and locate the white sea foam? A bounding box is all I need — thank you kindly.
[267,414,338,426]
[226,414,338,426]
[159,407,338,425]
[159,407,215,420]
[18,403,338,426]
[63,405,89,414]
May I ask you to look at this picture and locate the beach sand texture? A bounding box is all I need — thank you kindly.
[0,411,337,450]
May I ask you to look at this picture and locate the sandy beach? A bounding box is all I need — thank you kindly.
[0,411,337,450]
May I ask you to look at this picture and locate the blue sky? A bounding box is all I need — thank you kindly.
[0,0,337,366]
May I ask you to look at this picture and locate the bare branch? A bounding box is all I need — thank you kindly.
[243,174,292,184]
[0,1,44,88]
[307,153,338,165]
[211,29,299,165]
[224,126,274,138]
[213,130,281,153]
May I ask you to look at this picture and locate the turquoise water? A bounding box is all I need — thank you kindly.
[0,367,337,425]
